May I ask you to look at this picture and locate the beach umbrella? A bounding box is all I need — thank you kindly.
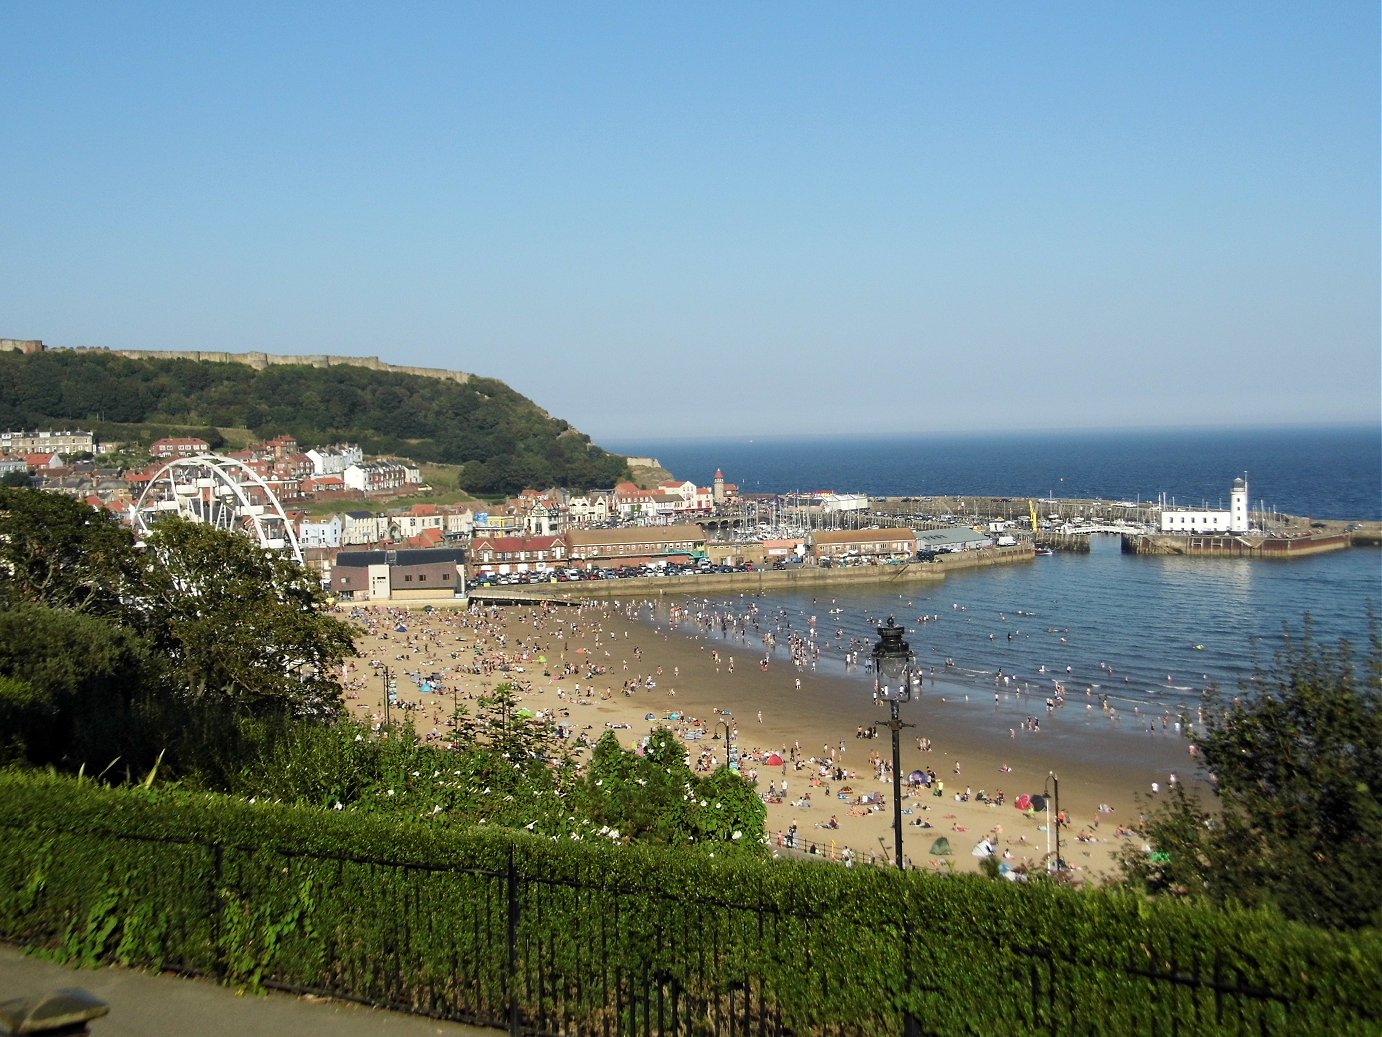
[764,752,784,766]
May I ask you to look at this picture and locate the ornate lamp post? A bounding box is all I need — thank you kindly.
[715,720,736,771]
[872,618,916,870]
[1045,771,1062,874]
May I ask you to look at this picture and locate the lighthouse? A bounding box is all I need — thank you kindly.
[1230,474,1249,534]
[712,468,725,507]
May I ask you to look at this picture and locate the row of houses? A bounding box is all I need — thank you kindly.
[0,429,95,456]
[4,432,742,542]
[325,523,1012,602]
[295,473,742,552]
[466,524,997,577]
[6,432,424,514]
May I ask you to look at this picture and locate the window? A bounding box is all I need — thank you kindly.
[419,574,427,582]
[404,575,413,582]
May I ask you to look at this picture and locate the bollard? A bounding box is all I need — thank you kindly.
[0,988,109,1036]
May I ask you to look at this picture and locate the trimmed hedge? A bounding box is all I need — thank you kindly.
[0,773,1376,1035]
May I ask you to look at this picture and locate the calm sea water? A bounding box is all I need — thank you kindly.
[609,424,1381,521]
[607,425,1381,735]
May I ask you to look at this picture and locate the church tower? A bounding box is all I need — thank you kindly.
[1230,474,1249,533]
[713,468,725,507]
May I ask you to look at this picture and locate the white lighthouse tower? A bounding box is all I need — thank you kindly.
[1230,474,1249,533]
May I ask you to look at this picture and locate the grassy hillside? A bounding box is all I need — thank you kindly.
[0,350,629,495]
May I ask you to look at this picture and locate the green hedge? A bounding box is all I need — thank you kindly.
[0,773,1376,1035]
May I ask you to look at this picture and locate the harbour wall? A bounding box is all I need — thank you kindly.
[1120,532,1351,559]
[470,545,1033,603]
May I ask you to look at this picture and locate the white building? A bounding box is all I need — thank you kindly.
[1159,476,1250,534]
[566,492,612,525]
[343,459,419,494]
[342,510,388,546]
[298,514,343,549]
[306,444,363,476]
[821,492,870,514]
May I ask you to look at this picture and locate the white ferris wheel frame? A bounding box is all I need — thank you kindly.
[131,453,305,565]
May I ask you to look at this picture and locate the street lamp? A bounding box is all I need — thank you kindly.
[1045,771,1062,875]
[714,720,736,771]
[872,618,916,870]
[381,665,395,729]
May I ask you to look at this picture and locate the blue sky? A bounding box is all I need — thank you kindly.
[4,3,1378,443]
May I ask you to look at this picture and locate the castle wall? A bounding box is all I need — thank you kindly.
[0,339,45,354]
[3,339,474,386]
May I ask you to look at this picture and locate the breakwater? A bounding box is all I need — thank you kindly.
[1121,532,1351,559]
[470,544,1033,603]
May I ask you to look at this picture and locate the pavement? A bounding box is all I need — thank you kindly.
[0,944,502,1037]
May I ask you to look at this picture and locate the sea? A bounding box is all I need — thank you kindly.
[605,425,1381,745]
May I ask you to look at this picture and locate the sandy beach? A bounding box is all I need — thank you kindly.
[336,597,1194,880]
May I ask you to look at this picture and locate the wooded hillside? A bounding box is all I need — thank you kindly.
[0,350,629,494]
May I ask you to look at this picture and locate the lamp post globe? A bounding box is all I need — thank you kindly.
[872,617,913,700]
[872,617,916,870]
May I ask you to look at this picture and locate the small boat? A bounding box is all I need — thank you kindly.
[1034,546,1054,557]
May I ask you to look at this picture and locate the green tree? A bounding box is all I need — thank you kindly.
[472,683,563,763]
[578,729,767,851]
[132,519,355,718]
[1122,620,1382,929]
[0,604,158,768]
[690,764,768,848]
[0,486,138,615]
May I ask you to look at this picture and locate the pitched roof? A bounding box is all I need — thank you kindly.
[812,527,916,546]
[406,528,445,548]
[336,548,466,568]
[566,524,707,547]
[478,535,562,552]
[915,527,992,546]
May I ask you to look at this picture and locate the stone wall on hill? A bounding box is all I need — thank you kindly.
[0,338,475,387]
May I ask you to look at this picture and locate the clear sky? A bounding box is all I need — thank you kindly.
[4,3,1378,444]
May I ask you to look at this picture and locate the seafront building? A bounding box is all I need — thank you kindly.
[1158,476,1250,534]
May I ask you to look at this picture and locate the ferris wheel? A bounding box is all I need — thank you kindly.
[131,453,304,565]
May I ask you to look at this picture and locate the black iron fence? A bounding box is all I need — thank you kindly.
[1,806,1373,1036]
